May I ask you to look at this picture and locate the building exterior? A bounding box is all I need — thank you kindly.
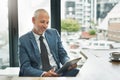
[97,0,119,22]
[65,0,97,31]
[75,0,97,31]
[108,18,120,42]
[65,1,75,19]
[65,0,119,32]
[97,1,120,40]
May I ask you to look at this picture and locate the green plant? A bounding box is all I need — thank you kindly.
[88,29,96,35]
[61,19,80,32]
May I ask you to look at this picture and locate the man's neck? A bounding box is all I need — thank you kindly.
[32,28,43,35]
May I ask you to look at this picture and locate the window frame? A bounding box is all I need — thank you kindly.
[8,0,61,67]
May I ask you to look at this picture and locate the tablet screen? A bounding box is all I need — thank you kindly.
[56,57,81,74]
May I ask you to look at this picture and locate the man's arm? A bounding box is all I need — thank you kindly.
[19,38,43,76]
[55,29,70,64]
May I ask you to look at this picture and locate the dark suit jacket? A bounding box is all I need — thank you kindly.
[19,28,70,76]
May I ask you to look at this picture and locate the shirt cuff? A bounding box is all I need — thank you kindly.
[41,72,47,77]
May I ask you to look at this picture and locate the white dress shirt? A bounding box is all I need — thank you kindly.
[32,31,58,70]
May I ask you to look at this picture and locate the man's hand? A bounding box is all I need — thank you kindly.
[68,63,77,70]
[42,69,59,77]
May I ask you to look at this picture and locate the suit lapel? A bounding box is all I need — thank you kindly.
[29,31,41,63]
[45,31,54,52]
[45,30,58,63]
[45,29,59,51]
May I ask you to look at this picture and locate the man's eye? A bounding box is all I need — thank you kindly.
[40,21,44,23]
[47,22,49,24]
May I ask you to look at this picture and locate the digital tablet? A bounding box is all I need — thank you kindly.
[56,57,81,74]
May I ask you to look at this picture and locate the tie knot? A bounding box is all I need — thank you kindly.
[39,36,44,40]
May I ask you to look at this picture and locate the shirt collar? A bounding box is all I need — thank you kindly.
[32,31,45,40]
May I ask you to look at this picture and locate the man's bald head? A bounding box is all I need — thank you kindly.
[33,9,49,19]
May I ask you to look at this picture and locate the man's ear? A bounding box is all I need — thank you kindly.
[32,17,35,24]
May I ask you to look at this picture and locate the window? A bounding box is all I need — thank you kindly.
[0,0,9,69]
[94,43,98,46]
[18,0,50,37]
[100,43,105,46]
[61,0,120,59]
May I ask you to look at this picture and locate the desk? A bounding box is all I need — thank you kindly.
[0,49,120,80]
[0,77,81,80]
[78,49,120,80]
[0,67,19,76]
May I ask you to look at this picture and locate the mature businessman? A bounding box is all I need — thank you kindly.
[18,9,79,77]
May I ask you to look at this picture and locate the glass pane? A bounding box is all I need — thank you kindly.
[0,0,9,69]
[61,0,120,67]
[18,0,50,37]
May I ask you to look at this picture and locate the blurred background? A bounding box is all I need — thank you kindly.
[0,0,120,70]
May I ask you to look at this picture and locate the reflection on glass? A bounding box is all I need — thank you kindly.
[0,0,9,69]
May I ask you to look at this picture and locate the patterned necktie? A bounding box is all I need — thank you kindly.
[39,36,51,71]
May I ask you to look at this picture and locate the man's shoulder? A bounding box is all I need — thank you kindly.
[46,28,58,34]
[19,31,33,41]
[46,28,57,32]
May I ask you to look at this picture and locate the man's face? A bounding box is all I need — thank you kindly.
[32,12,49,35]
